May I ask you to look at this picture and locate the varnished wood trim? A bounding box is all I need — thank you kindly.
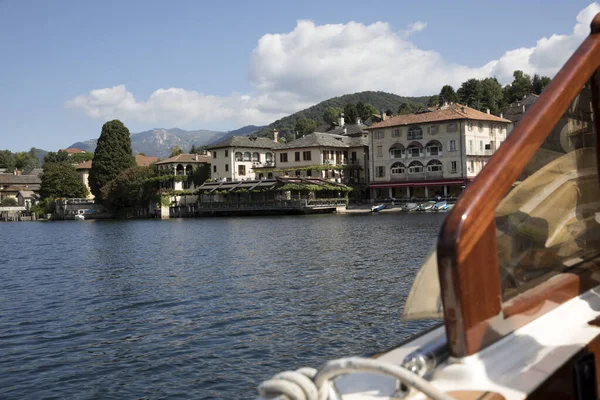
[444,391,505,400]
[438,17,600,357]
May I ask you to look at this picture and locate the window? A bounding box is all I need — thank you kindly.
[480,141,483,151]
[258,173,264,180]
[267,172,273,179]
[351,151,357,162]
[307,169,312,177]
[390,145,404,159]
[427,160,443,172]
[449,140,457,151]
[485,143,492,150]
[225,150,229,157]
[377,146,383,157]
[213,151,217,159]
[266,152,273,162]
[407,146,421,157]
[225,164,229,172]
[295,151,300,161]
[408,161,424,173]
[451,161,457,173]
[478,122,483,132]
[468,122,473,131]
[243,152,251,161]
[252,152,260,162]
[213,165,217,173]
[235,152,243,161]
[376,166,385,177]
[295,170,301,177]
[238,165,246,176]
[469,160,474,172]
[280,153,288,162]
[425,141,442,156]
[429,125,438,135]
[448,123,456,132]
[469,140,473,153]
[408,126,423,140]
[303,151,311,161]
[392,129,400,137]
[391,162,405,175]
[375,131,384,139]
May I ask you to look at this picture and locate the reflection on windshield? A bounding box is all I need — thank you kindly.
[495,77,600,300]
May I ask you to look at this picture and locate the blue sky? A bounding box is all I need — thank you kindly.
[0,0,598,152]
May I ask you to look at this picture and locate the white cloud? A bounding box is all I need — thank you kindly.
[67,2,600,128]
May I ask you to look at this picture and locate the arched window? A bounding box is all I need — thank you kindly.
[391,162,405,175]
[425,140,442,156]
[426,159,443,172]
[389,143,405,159]
[176,164,184,175]
[252,152,260,162]
[408,161,424,174]
[266,152,273,162]
[185,164,193,175]
[243,152,251,161]
[235,152,243,161]
[406,141,423,158]
[408,126,423,140]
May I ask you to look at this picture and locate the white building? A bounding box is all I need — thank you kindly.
[206,136,277,181]
[366,103,513,199]
[154,153,211,191]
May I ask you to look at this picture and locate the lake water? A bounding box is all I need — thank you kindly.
[0,213,445,399]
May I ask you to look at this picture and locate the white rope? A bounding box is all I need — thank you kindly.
[258,357,454,400]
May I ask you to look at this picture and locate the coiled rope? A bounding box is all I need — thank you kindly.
[258,357,454,400]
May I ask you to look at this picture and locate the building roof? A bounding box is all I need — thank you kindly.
[0,174,42,184]
[327,123,369,136]
[207,136,276,150]
[60,147,87,154]
[154,153,210,165]
[367,103,512,130]
[17,190,38,198]
[76,154,159,170]
[274,132,368,150]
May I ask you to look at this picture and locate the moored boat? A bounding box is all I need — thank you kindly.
[431,201,449,211]
[371,204,385,212]
[257,14,600,400]
[417,201,436,211]
[404,202,418,211]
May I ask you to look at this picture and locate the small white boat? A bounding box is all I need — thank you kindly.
[74,214,85,221]
[417,201,436,211]
[432,201,449,211]
[404,203,418,211]
[371,204,385,212]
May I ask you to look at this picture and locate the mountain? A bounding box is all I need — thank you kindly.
[255,91,431,139]
[68,126,263,158]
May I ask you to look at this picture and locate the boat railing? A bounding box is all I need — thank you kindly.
[437,14,600,357]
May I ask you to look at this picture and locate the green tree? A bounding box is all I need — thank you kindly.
[323,107,343,125]
[15,151,40,173]
[189,145,197,154]
[0,150,15,171]
[69,152,94,165]
[169,145,184,157]
[480,77,506,114]
[457,79,484,110]
[192,163,211,186]
[294,117,317,135]
[89,120,136,201]
[532,74,551,95]
[101,166,155,211]
[506,70,533,103]
[0,197,18,207]
[439,85,458,105]
[397,102,418,115]
[44,151,69,164]
[40,162,88,199]
[428,95,438,107]
[356,102,377,122]
[343,104,359,124]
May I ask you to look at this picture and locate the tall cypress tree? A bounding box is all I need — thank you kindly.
[89,120,136,201]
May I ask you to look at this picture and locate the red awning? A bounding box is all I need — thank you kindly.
[369,179,470,188]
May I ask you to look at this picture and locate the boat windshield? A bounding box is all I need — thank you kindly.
[496,75,600,301]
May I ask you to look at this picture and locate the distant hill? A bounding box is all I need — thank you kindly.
[69,125,264,158]
[255,91,431,139]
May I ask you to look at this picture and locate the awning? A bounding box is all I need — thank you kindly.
[369,179,470,188]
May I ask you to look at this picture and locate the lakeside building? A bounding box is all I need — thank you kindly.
[502,93,539,125]
[206,136,277,181]
[76,154,159,199]
[154,153,211,192]
[366,103,513,199]
[0,173,41,202]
